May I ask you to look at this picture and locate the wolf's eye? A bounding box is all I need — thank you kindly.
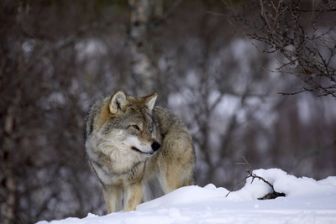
[129,124,141,131]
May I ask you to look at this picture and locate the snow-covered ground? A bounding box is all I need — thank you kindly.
[37,169,336,224]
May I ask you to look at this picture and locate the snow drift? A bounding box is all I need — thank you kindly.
[37,168,336,224]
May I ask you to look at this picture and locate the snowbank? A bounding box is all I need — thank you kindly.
[37,168,336,224]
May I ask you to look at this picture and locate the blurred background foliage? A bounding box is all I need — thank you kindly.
[1,0,335,223]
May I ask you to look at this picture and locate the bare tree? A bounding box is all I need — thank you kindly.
[128,0,163,94]
[232,0,336,96]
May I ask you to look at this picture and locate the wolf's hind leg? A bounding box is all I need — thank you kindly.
[124,182,143,211]
[103,185,122,213]
[158,162,194,194]
[158,134,195,193]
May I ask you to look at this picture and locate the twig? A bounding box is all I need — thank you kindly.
[296,8,336,13]
[277,89,307,95]
[246,170,275,192]
[246,170,286,200]
[226,157,252,198]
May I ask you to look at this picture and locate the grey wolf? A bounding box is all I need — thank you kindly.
[85,91,195,212]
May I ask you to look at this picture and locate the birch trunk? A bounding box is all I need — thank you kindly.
[128,0,162,94]
[2,107,16,224]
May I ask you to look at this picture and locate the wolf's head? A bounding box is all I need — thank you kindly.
[100,91,161,157]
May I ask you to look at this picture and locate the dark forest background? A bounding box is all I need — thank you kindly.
[1,0,335,223]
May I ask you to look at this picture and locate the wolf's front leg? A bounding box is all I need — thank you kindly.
[124,182,143,211]
[103,185,122,213]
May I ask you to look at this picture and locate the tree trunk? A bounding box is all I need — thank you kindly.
[2,108,17,224]
[128,0,162,94]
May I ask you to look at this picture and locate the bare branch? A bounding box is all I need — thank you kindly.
[246,170,286,200]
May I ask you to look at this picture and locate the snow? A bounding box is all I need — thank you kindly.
[37,168,336,224]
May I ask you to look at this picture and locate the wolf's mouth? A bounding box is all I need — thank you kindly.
[131,146,153,155]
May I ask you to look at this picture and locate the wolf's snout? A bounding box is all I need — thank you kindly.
[151,141,161,151]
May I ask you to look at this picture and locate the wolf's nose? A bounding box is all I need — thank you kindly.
[151,141,161,151]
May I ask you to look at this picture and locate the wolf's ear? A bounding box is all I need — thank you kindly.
[109,91,127,114]
[145,92,158,111]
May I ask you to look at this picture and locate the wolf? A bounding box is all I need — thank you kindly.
[84,91,195,213]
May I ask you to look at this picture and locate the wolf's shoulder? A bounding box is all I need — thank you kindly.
[85,97,111,139]
[153,106,188,135]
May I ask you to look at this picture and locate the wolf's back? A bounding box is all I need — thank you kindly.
[84,97,110,141]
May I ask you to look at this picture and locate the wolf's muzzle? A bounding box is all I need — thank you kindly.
[151,141,161,151]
